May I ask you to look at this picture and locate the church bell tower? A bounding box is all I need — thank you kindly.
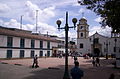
[77,17,90,55]
[77,17,89,39]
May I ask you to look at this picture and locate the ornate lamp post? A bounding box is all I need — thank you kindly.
[106,41,108,59]
[114,30,117,53]
[114,38,117,53]
[92,34,95,59]
[56,12,77,79]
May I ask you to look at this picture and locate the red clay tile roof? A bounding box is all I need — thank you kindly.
[0,27,60,43]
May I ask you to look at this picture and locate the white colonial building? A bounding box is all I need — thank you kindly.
[77,17,120,56]
[0,26,60,59]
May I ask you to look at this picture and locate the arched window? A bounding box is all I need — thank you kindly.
[80,26,83,29]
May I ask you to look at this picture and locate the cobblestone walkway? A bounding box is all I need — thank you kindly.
[0,57,119,79]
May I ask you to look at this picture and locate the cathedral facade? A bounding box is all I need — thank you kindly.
[76,17,120,56]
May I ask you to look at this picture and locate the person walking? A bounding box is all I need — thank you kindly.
[96,57,100,67]
[71,61,84,79]
[109,73,115,79]
[92,58,96,67]
[74,56,78,63]
[32,55,39,68]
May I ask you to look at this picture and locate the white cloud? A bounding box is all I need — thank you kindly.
[0,0,110,39]
[69,31,77,38]
[53,0,76,7]
[0,3,11,13]
[25,1,39,10]
[72,1,81,7]
[36,22,57,34]
[58,18,64,22]
[0,19,4,26]
[25,1,41,20]
[94,17,103,23]
[25,1,55,22]
[4,19,20,28]
[0,19,58,36]
[89,26,112,37]
[58,30,77,38]
[78,8,90,14]
[79,8,85,13]
[42,6,55,19]
[25,24,35,30]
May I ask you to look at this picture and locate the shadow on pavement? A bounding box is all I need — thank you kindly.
[16,59,119,79]
[23,65,73,79]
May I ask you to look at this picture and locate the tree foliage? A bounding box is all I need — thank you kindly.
[78,0,120,32]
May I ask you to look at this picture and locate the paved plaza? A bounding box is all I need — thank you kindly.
[0,57,120,79]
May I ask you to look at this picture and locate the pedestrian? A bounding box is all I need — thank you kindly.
[32,55,39,68]
[71,61,84,79]
[109,73,115,79]
[74,56,78,63]
[45,54,47,59]
[96,57,100,67]
[92,58,96,67]
[106,53,108,59]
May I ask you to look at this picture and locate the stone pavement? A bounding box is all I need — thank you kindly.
[0,57,120,79]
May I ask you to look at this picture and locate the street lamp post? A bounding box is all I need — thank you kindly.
[106,41,108,59]
[114,38,117,53]
[93,34,95,59]
[56,12,77,79]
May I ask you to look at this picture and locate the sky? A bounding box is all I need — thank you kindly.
[0,0,112,38]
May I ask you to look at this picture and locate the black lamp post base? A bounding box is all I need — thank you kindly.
[63,70,70,79]
[63,74,70,79]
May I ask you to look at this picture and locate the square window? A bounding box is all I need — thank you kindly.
[80,43,83,48]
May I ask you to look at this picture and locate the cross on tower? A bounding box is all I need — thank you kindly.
[82,12,84,17]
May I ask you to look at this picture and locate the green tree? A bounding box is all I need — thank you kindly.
[78,0,120,32]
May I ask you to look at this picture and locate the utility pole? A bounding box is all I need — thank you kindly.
[20,15,23,29]
[36,10,38,33]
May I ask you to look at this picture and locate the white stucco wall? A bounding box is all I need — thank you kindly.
[50,42,58,48]
[43,41,47,49]
[35,50,39,56]
[77,33,120,56]
[24,49,31,57]
[0,34,62,58]
[0,49,7,58]
[109,37,120,54]
[12,49,19,58]
[35,40,39,48]
[13,37,20,47]
[25,38,31,48]
[0,35,7,47]
[77,38,91,55]
[93,34,108,55]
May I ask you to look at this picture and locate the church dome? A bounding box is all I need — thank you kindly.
[79,17,87,21]
[79,17,87,24]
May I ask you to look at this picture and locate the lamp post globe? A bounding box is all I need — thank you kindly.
[72,18,77,24]
[56,20,62,28]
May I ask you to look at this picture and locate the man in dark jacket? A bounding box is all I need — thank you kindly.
[71,61,84,79]
[32,55,39,68]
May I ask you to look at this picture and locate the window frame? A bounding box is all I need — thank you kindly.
[20,38,25,48]
[31,39,35,48]
[7,50,12,58]
[40,40,43,49]
[80,43,83,48]
[20,50,24,58]
[7,37,13,47]
[47,41,50,49]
